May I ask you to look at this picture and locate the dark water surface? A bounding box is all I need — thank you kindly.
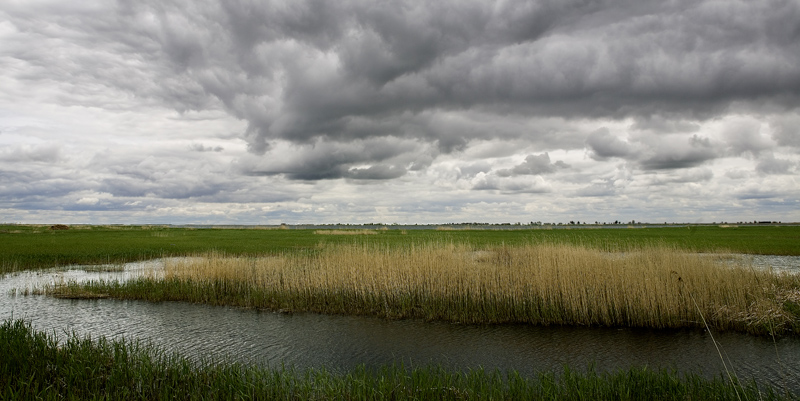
[2,259,799,393]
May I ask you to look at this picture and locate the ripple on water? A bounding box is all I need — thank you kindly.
[2,257,799,393]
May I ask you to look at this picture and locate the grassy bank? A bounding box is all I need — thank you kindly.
[1,319,792,400]
[46,242,800,336]
[3,224,799,273]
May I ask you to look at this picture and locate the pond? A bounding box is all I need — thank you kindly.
[2,257,799,393]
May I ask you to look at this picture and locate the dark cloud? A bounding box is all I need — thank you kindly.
[756,154,795,175]
[97,176,231,199]
[21,0,794,163]
[646,168,714,185]
[639,135,718,170]
[237,138,421,180]
[408,153,435,171]
[585,129,724,172]
[723,121,773,157]
[0,144,62,163]
[630,115,702,134]
[0,170,85,200]
[576,182,617,197]
[457,161,492,179]
[190,143,224,152]
[770,113,800,147]
[497,153,568,176]
[585,128,632,160]
[472,174,551,193]
[346,164,406,180]
[735,188,785,200]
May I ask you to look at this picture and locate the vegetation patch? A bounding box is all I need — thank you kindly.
[45,242,800,336]
[1,319,790,400]
[50,291,110,300]
[314,230,380,235]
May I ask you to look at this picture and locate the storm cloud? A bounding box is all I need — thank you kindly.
[1,0,799,224]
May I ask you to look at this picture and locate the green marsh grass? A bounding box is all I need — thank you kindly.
[1,319,791,400]
[3,225,800,274]
[48,242,800,335]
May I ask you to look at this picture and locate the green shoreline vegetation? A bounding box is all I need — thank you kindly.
[2,319,793,400]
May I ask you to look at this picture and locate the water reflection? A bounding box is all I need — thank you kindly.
[2,259,799,393]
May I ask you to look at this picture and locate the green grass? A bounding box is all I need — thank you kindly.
[2,224,799,273]
[1,319,793,400]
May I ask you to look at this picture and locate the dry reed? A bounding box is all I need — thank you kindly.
[158,243,800,334]
[314,230,380,235]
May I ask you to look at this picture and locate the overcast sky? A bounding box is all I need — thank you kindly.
[1,0,799,225]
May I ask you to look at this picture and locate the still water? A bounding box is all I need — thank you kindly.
[2,258,799,393]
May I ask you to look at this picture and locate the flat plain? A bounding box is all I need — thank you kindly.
[3,224,800,399]
[2,224,799,273]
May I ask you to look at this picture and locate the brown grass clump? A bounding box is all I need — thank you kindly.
[160,243,800,335]
[314,230,380,235]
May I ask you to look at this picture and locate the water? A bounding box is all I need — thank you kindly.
[2,258,799,393]
[740,254,800,274]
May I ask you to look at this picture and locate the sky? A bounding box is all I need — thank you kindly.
[1,0,799,225]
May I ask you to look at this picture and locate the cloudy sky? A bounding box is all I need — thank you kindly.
[1,0,799,225]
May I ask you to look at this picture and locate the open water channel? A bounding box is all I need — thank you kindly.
[2,257,799,394]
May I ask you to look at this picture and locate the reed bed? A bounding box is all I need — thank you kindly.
[314,229,380,235]
[175,243,800,333]
[52,242,800,335]
[2,319,790,400]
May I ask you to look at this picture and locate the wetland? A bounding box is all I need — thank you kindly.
[2,224,799,399]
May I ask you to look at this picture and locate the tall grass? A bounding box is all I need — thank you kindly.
[51,242,800,335]
[314,229,380,235]
[1,319,790,400]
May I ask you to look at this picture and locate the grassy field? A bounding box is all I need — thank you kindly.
[2,319,791,400]
[2,224,799,273]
